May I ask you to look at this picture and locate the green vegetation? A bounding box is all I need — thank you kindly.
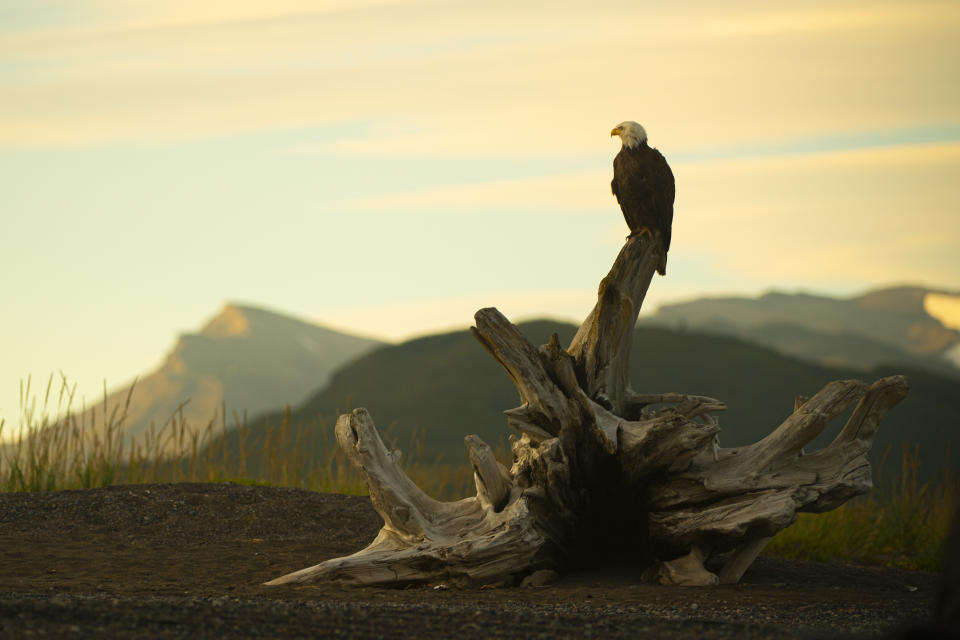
[220,321,959,487]
[765,446,957,572]
[0,374,475,499]
[2,373,955,573]
[88,303,385,452]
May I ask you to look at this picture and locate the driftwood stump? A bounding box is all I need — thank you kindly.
[266,233,908,588]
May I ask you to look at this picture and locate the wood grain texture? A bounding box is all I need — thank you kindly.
[267,232,908,588]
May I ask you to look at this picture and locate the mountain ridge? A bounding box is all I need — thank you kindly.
[217,319,958,486]
[91,303,384,450]
[645,285,960,376]
[61,288,958,485]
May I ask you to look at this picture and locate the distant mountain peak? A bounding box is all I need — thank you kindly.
[85,302,386,453]
[200,304,251,338]
[647,285,960,373]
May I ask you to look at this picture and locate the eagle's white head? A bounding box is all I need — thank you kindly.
[610,121,647,149]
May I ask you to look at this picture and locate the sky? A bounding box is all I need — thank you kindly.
[2,0,959,426]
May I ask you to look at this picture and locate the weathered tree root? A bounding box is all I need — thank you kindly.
[266,233,908,588]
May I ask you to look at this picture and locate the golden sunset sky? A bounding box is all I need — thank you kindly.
[2,0,958,422]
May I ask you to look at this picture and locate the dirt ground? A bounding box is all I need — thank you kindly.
[0,483,953,638]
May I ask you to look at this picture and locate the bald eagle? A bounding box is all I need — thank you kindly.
[610,121,675,275]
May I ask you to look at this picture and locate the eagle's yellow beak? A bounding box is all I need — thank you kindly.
[610,126,622,136]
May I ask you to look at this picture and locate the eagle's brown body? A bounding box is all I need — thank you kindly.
[611,140,675,275]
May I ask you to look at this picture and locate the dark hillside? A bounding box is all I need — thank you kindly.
[213,321,956,485]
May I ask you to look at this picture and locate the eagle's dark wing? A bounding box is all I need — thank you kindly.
[611,144,675,274]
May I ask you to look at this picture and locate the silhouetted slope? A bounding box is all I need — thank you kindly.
[93,304,384,450]
[223,321,956,485]
[648,286,960,375]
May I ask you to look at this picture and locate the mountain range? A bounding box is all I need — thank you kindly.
[218,319,958,486]
[87,286,959,484]
[645,286,960,377]
[95,304,383,450]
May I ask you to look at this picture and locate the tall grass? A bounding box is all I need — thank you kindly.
[764,445,957,572]
[2,375,955,571]
[0,374,476,499]
[0,373,129,492]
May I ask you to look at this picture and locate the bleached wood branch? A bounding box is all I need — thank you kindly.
[642,375,909,585]
[266,409,564,587]
[568,233,661,414]
[466,434,511,512]
[267,228,908,589]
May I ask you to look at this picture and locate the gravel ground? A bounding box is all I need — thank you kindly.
[0,483,953,639]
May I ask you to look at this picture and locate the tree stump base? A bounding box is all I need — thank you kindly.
[266,233,908,588]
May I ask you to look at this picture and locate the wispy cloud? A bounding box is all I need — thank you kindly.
[338,141,960,288]
[1,0,410,35]
[676,141,960,285]
[2,1,957,151]
[2,0,959,427]
[316,289,597,342]
[315,286,723,343]
[341,171,610,213]
[700,2,958,36]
